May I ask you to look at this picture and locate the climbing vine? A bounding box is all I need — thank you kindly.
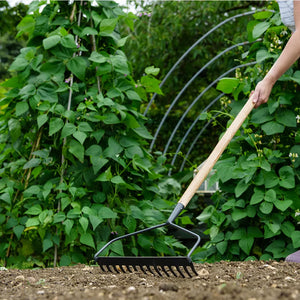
[0,0,186,268]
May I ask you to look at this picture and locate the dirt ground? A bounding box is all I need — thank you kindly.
[1,260,300,300]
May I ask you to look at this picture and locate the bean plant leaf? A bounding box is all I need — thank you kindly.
[25,205,42,215]
[216,241,228,255]
[279,166,295,189]
[79,216,89,233]
[43,35,61,49]
[80,233,95,249]
[234,179,249,197]
[239,237,254,255]
[216,78,239,94]
[274,199,293,212]
[132,125,153,139]
[13,225,25,240]
[282,221,295,238]
[43,238,53,252]
[89,51,107,63]
[110,240,124,256]
[264,189,276,203]
[253,10,273,19]
[251,107,273,124]
[23,158,41,169]
[63,219,74,235]
[252,21,270,39]
[100,18,118,36]
[61,34,77,48]
[66,56,87,80]
[145,65,160,76]
[37,114,48,128]
[8,119,21,142]
[16,102,29,116]
[291,231,300,249]
[250,188,264,205]
[256,49,277,62]
[81,27,98,36]
[261,121,284,135]
[259,201,273,214]
[68,139,85,163]
[73,131,87,145]
[122,215,136,233]
[111,175,126,184]
[89,215,103,231]
[37,83,58,103]
[49,118,64,136]
[61,123,76,138]
[98,206,118,219]
[53,212,66,223]
[231,209,248,222]
[91,10,102,27]
[276,110,296,127]
[9,57,29,71]
[25,217,40,228]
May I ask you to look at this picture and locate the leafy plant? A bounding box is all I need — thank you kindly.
[121,1,267,167]
[0,0,186,268]
[194,4,300,262]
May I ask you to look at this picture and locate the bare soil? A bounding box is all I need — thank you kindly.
[1,260,300,300]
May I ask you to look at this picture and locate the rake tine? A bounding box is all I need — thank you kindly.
[160,265,170,277]
[183,265,192,278]
[99,265,106,272]
[190,264,198,276]
[113,265,120,273]
[125,265,133,273]
[107,264,114,273]
[119,265,126,273]
[153,265,163,277]
[132,265,138,272]
[139,265,147,274]
[146,265,155,276]
[175,265,185,278]
[168,266,178,277]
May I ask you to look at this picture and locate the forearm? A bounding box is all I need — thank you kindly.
[264,30,300,85]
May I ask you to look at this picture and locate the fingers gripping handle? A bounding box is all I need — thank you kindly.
[179,97,255,208]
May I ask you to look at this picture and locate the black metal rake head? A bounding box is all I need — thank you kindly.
[95,256,197,278]
[94,204,201,278]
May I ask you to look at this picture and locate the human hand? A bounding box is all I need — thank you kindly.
[251,78,274,108]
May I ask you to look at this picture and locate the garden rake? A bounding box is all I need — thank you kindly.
[94,97,255,278]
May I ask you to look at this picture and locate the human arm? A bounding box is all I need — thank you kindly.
[252,0,300,108]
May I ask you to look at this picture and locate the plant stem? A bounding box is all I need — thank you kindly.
[54,1,83,268]
[89,7,101,94]
[5,127,43,265]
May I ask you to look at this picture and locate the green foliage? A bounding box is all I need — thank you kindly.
[0,1,28,80]
[0,0,186,268]
[194,3,300,262]
[121,1,266,167]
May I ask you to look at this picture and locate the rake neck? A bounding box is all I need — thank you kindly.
[168,203,201,259]
[168,203,184,223]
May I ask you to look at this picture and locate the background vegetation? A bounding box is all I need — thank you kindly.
[0,0,299,268]
[196,5,300,262]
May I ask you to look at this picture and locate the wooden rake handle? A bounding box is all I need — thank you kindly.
[179,97,255,208]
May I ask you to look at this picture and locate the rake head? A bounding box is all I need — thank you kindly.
[95,256,198,278]
[94,204,201,278]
